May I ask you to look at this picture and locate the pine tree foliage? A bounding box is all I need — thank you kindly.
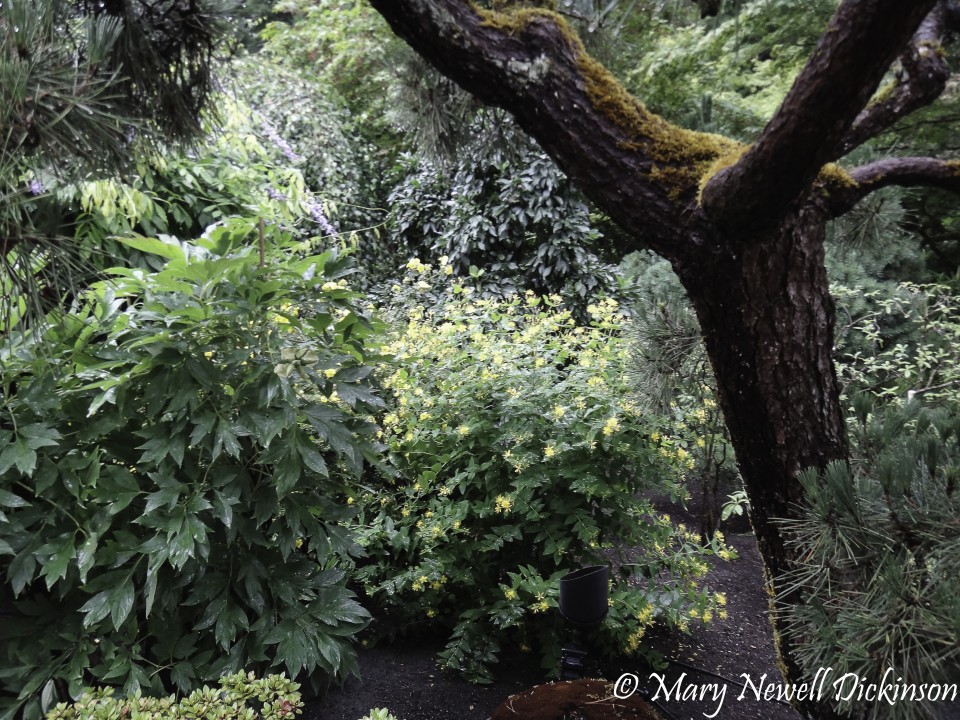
[781,401,960,720]
[2,0,229,170]
[1,0,234,332]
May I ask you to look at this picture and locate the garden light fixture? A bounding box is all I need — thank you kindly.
[558,565,609,680]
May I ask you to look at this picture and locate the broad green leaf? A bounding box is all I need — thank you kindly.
[80,590,112,627]
[0,439,37,476]
[40,537,75,589]
[8,549,36,596]
[0,489,30,508]
[20,424,61,450]
[115,234,185,261]
[76,535,98,584]
[299,444,328,476]
[108,578,135,629]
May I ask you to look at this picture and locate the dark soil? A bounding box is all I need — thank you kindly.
[303,487,960,720]
[303,483,806,720]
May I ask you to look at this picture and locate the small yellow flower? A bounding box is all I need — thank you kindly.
[552,405,565,418]
[347,496,354,505]
[324,368,337,378]
[426,608,436,618]
[495,495,512,513]
[504,588,517,601]
[457,425,470,436]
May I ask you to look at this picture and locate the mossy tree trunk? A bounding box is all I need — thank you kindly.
[674,201,848,716]
[367,1,960,716]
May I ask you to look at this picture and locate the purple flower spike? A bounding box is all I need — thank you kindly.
[309,202,338,238]
[267,187,288,202]
[28,179,44,195]
[261,122,302,163]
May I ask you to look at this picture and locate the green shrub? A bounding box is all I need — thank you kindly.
[352,262,730,682]
[783,403,960,720]
[783,280,960,719]
[834,281,960,408]
[385,117,621,314]
[44,672,302,720]
[0,228,383,719]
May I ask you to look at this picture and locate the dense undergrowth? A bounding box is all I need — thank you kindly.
[3,2,960,719]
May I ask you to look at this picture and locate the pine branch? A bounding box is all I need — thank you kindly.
[828,156,960,217]
[699,0,938,235]
[838,2,954,155]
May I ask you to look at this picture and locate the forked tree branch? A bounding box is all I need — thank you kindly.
[700,0,938,236]
[828,157,960,217]
[839,2,953,155]
[366,0,737,259]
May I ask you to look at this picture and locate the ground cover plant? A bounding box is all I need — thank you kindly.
[0,228,382,719]
[45,672,303,720]
[351,260,731,682]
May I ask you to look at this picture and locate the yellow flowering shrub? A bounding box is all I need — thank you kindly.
[351,264,729,682]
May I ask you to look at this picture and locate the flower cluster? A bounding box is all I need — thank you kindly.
[352,263,731,682]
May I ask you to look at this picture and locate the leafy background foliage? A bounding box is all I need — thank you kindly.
[0,229,382,719]
[3,0,960,717]
[386,116,622,313]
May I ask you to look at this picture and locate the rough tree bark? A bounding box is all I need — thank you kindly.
[364,0,960,715]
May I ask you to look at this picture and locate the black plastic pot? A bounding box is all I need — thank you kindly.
[559,565,609,628]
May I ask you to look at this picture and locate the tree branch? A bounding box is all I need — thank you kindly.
[367,0,738,259]
[700,0,938,236]
[828,157,960,217]
[838,2,953,155]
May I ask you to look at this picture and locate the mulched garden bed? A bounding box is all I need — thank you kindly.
[303,503,804,720]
